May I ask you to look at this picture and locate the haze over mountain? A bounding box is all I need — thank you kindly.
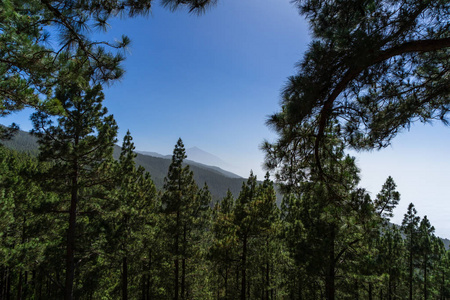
[1,127,449,247]
[136,146,242,181]
[186,146,231,168]
[1,128,246,201]
[136,146,239,178]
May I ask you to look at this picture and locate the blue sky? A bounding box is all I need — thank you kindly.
[99,0,309,179]
[3,0,449,237]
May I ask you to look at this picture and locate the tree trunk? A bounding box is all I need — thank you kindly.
[236,261,240,299]
[298,273,302,300]
[225,250,229,300]
[122,256,128,300]
[266,238,270,300]
[408,245,413,300]
[175,211,180,300]
[17,271,23,300]
[4,267,11,300]
[65,168,78,300]
[424,258,428,300]
[147,249,152,300]
[17,216,27,300]
[388,266,392,300]
[241,234,247,300]
[266,262,270,300]
[325,229,335,300]
[141,273,146,300]
[181,223,186,300]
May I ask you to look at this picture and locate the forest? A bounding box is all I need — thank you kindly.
[1,127,450,299]
[1,0,450,299]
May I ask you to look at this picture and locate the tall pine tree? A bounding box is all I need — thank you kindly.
[31,73,117,300]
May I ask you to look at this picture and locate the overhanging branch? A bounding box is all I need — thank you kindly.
[314,37,450,167]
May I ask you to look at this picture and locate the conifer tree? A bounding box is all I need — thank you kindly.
[401,203,421,300]
[31,73,118,300]
[375,226,406,300]
[436,247,450,299]
[267,0,450,172]
[271,124,380,299]
[0,147,59,299]
[417,215,443,300]
[0,0,217,136]
[374,176,400,222]
[211,190,239,299]
[162,138,200,300]
[233,172,258,300]
[100,131,157,300]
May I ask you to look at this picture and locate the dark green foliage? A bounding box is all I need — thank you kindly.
[402,203,421,300]
[0,146,61,300]
[266,0,450,176]
[98,131,157,299]
[374,176,400,222]
[31,74,118,300]
[160,138,214,299]
[261,2,450,298]
[0,0,217,136]
[2,141,450,299]
[279,131,377,299]
[4,1,450,299]
[209,172,287,299]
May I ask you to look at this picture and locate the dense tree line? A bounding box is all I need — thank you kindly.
[1,116,450,299]
[2,0,450,299]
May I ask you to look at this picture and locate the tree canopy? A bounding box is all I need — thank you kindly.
[0,0,217,138]
[266,0,450,173]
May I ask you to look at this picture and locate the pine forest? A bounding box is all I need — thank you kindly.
[1,0,450,299]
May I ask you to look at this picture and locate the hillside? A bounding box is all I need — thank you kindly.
[121,148,246,199]
[136,149,242,179]
[1,129,247,201]
[2,129,449,246]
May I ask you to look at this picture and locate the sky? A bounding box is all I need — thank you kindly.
[3,0,449,237]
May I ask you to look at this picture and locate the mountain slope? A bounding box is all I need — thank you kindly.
[1,129,246,201]
[136,149,242,179]
[2,129,449,244]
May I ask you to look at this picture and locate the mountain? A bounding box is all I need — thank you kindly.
[2,129,450,245]
[186,146,230,167]
[136,148,242,179]
[0,129,39,155]
[135,150,167,159]
[1,129,246,201]
[124,149,246,199]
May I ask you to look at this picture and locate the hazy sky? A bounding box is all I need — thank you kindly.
[3,0,449,237]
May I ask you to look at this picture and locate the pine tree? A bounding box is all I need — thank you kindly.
[99,131,157,300]
[162,138,200,300]
[31,73,118,300]
[376,226,406,300]
[233,172,258,300]
[271,125,380,299]
[0,0,217,134]
[374,176,400,222]
[0,147,60,299]
[267,0,450,170]
[417,215,444,300]
[401,203,421,300]
[210,190,239,299]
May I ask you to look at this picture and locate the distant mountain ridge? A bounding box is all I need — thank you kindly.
[3,128,449,244]
[136,147,241,179]
[186,146,231,168]
[1,129,246,201]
